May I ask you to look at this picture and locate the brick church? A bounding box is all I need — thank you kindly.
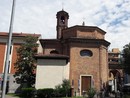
[35,9,110,96]
[0,9,111,96]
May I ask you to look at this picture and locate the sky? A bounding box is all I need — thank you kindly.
[0,0,130,51]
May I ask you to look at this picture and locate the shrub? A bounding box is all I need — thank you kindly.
[61,79,71,97]
[53,84,63,97]
[87,88,96,98]
[53,79,71,97]
[37,88,54,98]
[20,87,35,98]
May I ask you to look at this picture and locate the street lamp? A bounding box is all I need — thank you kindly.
[1,0,16,98]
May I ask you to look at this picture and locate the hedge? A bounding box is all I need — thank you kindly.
[20,87,35,98]
[37,88,54,98]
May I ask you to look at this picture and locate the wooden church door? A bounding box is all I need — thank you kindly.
[81,76,91,95]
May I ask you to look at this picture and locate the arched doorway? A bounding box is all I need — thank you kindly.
[108,70,122,93]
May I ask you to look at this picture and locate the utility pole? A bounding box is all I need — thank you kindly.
[1,0,16,98]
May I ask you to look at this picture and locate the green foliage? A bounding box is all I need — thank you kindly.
[53,84,63,97]
[62,79,71,97]
[87,88,96,98]
[20,87,35,98]
[54,79,71,97]
[122,43,130,74]
[124,95,130,98]
[60,96,84,98]
[37,88,54,98]
[14,36,39,87]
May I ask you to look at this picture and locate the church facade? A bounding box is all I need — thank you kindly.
[35,10,110,96]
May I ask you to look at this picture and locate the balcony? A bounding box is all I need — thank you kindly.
[109,62,123,69]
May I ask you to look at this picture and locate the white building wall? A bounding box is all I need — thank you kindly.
[35,59,70,89]
[37,40,43,54]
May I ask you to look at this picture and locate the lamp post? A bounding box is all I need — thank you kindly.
[1,0,16,98]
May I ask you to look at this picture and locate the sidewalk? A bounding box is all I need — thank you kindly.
[5,95,115,98]
[105,95,115,98]
[4,95,116,98]
[5,95,19,98]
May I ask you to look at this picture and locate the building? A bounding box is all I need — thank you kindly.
[108,48,124,92]
[0,32,41,93]
[0,9,113,96]
[35,10,110,96]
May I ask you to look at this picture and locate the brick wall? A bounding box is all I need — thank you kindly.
[43,43,62,54]
[69,42,108,92]
[62,26,105,39]
[10,44,20,74]
[0,43,6,73]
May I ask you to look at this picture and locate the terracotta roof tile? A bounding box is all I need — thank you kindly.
[0,32,41,37]
[35,54,69,59]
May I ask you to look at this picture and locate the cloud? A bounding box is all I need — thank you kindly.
[90,0,130,50]
[0,0,130,51]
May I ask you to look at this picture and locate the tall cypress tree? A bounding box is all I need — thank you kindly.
[14,35,38,87]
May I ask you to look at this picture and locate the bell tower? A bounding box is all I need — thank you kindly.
[56,10,69,39]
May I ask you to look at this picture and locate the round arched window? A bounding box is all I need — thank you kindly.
[50,50,59,54]
[61,16,65,24]
[80,49,93,57]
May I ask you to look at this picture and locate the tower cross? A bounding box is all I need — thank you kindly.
[62,2,64,10]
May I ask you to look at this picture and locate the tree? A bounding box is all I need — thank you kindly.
[122,43,130,74]
[54,79,71,97]
[14,36,38,88]
[61,79,71,97]
[87,88,96,98]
